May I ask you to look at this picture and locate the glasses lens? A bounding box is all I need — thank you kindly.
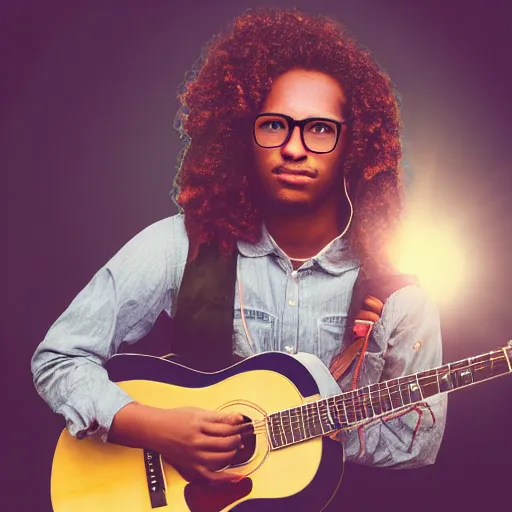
[254,115,289,148]
[303,120,338,153]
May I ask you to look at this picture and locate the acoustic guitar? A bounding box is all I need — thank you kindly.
[51,341,512,511]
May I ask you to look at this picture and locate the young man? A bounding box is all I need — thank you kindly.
[32,7,446,486]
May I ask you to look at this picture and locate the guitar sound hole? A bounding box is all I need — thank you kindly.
[228,415,256,467]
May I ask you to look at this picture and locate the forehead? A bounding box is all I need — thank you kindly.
[262,69,346,120]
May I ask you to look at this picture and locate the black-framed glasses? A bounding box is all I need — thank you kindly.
[253,112,346,154]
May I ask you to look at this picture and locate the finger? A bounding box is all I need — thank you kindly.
[210,413,245,425]
[203,420,253,439]
[196,449,239,468]
[198,465,245,484]
[197,433,242,452]
[202,419,249,437]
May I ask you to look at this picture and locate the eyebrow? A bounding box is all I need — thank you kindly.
[259,112,344,122]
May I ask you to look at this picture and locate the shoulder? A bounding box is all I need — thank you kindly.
[110,213,187,258]
[104,213,189,287]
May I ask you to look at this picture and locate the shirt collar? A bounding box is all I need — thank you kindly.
[237,224,360,276]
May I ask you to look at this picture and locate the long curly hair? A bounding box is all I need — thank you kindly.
[172,7,404,275]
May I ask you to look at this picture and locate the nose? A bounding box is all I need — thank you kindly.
[281,126,307,160]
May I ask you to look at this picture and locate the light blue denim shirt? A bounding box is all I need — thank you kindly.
[31,214,447,468]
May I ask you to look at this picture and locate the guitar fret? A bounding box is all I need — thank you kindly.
[335,397,343,427]
[419,370,441,399]
[377,382,386,413]
[355,390,364,421]
[475,355,493,381]
[369,384,382,416]
[388,379,403,409]
[503,344,512,372]
[288,409,295,443]
[311,403,322,436]
[279,411,289,445]
[367,385,377,418]
[361,390,368,420]
[385,381,393,412]
[340,395,350,424]
[402,377,412,406]
[299,405,307,440]
[452,359,472,388]
[316,401,325,434]
[311,403,320,437]
[356,391,365,421]
[305,404,312,438]
[490,354,508,376]
[334,398,346,427]
[348,392,356,423]
[289,408,298,442]
[268,345,511,450]
[415,374,424,400]
[436,368,442,394]
[397,378,405,407]
[326,398,336,430]
[363,388,373,418]
[267,417,275,447]
[439,363,454,392]
[268,415,284,448]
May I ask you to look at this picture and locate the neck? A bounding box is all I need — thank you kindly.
[264,197,346,260]
[267,343,512,450]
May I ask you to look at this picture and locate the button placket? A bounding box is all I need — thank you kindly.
[282,270,300,354]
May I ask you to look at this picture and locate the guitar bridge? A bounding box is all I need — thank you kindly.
[143,449,167,508]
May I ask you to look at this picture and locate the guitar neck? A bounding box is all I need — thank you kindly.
[267,343,512,449]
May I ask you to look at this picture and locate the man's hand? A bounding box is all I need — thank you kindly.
[109,403,249,483]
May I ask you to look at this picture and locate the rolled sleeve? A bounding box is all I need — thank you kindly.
[323,285,448,468]
[31,217,186,441]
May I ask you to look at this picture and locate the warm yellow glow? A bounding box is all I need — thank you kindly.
[390,214,469,305]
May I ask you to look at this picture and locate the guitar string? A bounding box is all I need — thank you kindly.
[269,353,508,425]
[250,355,510,444]
[254,365,509,445]
[257,376,500,440]
[257,355,507,430]
[249,354,508,432]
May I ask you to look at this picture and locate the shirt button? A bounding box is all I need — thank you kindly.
[284,345,294,354]
[288,299,296,306]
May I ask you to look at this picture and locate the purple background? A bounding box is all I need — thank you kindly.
[4,1,511,510]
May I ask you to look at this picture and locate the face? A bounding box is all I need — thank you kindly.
[251,69,349,214]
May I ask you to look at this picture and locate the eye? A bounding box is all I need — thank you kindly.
[260,119,286,132]
[309,122,335,134]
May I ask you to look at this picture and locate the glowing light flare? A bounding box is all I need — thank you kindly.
[389,214,469,305]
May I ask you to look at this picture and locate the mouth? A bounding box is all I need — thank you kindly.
[272,166,317,178]
[272,166,317,186]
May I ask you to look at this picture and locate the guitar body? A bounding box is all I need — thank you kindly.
[51,352,345,512]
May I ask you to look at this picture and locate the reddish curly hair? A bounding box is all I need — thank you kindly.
[173,7,404,275]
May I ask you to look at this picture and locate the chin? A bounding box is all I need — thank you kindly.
[268,192,319,213]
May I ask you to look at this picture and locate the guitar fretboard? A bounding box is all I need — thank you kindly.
[266,344,512,449]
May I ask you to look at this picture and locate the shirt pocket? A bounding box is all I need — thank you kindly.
[233,308,277,357]
[317,314,348,367]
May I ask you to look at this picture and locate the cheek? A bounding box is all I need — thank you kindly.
[252,146,275,175]
[318,153,344,181]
